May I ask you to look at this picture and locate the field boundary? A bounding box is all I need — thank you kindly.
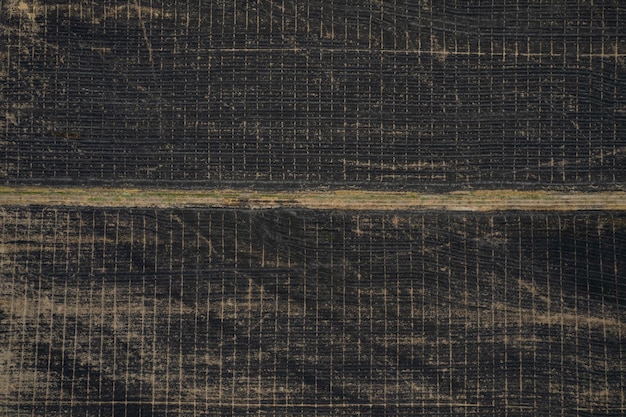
[1,187,625,211]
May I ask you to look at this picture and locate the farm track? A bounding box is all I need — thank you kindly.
[1,186,626,211]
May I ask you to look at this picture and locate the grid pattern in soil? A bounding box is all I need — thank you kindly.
[1,207,624,415]
[1,0,626,189]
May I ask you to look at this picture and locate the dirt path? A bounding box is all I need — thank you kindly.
[1,186,625,210]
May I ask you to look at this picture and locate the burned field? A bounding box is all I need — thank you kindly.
[0,207,624,415]
[1,0,626,189]
[1,0,625,415]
